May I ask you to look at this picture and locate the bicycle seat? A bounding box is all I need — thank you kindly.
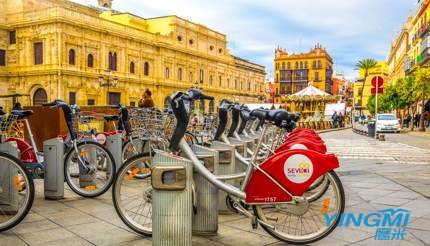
[11,110,33,119]
[250,109,268,121]
[267,109,291,125]
[104,115,119,122]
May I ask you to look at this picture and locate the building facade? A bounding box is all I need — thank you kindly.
[386,24,409,85]
[353,62,388,115]
[404,0,430,75]
[0,0,265,111]
[273,44,334,104]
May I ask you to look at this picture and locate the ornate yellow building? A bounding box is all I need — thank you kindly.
[0,0,265,111]
[273,44,334,104]
[353,61,388,115]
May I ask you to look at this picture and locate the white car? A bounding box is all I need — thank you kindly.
[376,114,400,133]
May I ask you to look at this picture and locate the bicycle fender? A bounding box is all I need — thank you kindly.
[275,139,327,154]
[245,149,339,203]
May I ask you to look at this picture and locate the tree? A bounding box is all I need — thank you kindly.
[396,77,417,128]
[356,58,378,111]
[412,66,430,131]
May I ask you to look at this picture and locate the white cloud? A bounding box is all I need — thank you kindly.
[71,0,416,81]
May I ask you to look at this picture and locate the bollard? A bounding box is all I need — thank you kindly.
[0,142,20,213]
[43,138,65,200]
[152,150,193,246]
[106,133,122,173]
[210,141,235,214]
[190,144,219,235]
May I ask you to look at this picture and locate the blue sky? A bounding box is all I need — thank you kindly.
[71,0,417,80]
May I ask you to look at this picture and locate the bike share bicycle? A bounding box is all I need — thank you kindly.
[0,107,34,232]
[4,100,116,197]
[112,88,345,244]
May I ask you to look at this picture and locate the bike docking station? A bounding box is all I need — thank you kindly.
[189,144,219,236]
[0,141,20,214]
[209,141,235,214]
[43,137,64,200]
[105,133,122,173]
[152,150,193,246]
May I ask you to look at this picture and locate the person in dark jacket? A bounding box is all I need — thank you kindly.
[332,111,338,128]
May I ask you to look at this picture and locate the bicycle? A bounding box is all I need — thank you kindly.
[4,100,116,197]
[0,107,34,232]
[112,88,345,244]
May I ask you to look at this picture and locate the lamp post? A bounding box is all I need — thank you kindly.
[98,70,118,105]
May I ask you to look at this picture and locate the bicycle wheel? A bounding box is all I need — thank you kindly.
[253,171,345,245]
[64,141,116,198]
[0,152,34,232]
[122,137,146,161]
[112,152,153,236]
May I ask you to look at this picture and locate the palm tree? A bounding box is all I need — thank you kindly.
[355,58,378,112]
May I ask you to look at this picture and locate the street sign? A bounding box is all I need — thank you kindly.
[371,76,384,87]
[371,88,384,94]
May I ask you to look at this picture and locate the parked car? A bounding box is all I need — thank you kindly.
[376,114,400,133]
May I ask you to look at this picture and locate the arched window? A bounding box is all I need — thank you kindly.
[189,72,193,83]
[218,76,222,87]
[109,52,117,71]
[87,54,94,68]
[295,62,298,69]
[130,61,135,74]
[300,61,303,69]
[282,62,285,70]
[144,62,149,76]
[235,80,238,89]
[227,79,230,88]
[199,69,204,83]
[178,67,183,81]
[165,67,170,79]
[33,88,48,106]
[287,62,291,69]
[69,49,75,65]
[209,75,213,85]
[304,61,308,69]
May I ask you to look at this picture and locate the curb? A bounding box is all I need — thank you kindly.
[316,126,352,134]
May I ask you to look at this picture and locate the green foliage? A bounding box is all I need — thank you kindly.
[356,58,378,107]
[355,58,378,77]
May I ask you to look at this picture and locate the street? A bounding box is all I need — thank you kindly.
[0,129,429,245]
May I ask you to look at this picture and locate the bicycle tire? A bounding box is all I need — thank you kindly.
[64,141,116,198]
[112,152,153,236]
[253,170,345,245]
[0,152,34,232]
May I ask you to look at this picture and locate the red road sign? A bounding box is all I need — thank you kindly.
[371,88,384,94]
[371,76,384,87]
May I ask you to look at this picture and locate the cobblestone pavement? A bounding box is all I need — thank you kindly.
[1,129,429,245]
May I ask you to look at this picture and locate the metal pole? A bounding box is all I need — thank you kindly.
[375,77,378,139]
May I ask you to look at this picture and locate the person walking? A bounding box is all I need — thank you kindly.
[404,114,411,128]
[332,111,338,128]
[138,88,155,108]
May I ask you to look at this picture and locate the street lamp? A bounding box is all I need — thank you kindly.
[98,70,118,105]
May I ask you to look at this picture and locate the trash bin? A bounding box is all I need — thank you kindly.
[368,120,376,138]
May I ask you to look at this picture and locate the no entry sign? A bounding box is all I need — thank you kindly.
[371,76,384,95]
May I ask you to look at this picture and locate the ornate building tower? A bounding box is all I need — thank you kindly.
[98,0,112,8]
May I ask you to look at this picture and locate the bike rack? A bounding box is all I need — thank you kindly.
[152,150,193,245]
[190,144,219,235]
[209,141,235,213]
[43,138,65,200]
[0,142,20,213]
[79,138,98,188]
[106,133,122,173]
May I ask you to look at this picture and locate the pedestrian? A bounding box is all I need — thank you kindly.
[12,102,22,110]
[332,111,338,128]
[338,113,344,127]
[138,88,155,108]
[405,114,411,128]
[415,113,421,128]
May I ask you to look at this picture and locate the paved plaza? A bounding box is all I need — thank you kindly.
[1,129,429,245]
